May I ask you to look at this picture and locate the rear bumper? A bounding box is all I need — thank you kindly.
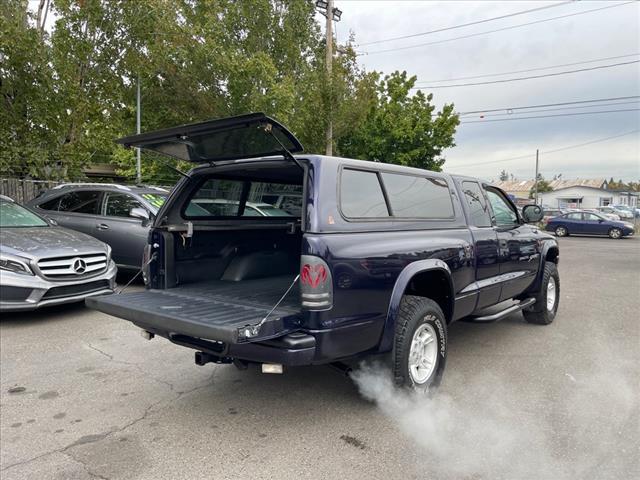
[134,316,382,367]
[0,262,117,312]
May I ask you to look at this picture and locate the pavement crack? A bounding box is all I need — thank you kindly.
[63,451,110,480]
[87,343,114,361]
[86,342,175,391]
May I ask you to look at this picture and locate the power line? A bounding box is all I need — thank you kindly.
[449,129,640,168]
[419,53,639,83]
[411,60,640,89]
[357,1,573,46]
[464,100,640,118]
[458,95,640,116]
[461,108,640,124]
[360,1,635,56]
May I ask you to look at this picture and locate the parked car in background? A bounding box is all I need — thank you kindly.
[0,196,116,311]
[542,208,565,225]
[612,205,639,219]
[595,205,633,220]
[583,208,619,221]
[545,211,635,239]
[192,199,294,217]
[27,184,169,270]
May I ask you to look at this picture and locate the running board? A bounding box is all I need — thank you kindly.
[468,298,536,323]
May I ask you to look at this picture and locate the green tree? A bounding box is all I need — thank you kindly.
[499,170,509,181]
[337,71,459,171]
[529,174,553,198]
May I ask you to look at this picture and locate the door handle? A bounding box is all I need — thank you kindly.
[96,223,110,230]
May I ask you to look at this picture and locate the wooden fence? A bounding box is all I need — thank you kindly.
[0,178,65,204]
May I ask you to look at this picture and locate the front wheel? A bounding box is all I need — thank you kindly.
[392,296,447,391]
[608,228,622,239]
[555,226,568,237]
[523,263,560,325]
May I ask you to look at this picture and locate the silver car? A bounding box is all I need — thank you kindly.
[0,196,116,312]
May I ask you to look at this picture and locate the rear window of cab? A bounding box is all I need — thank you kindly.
[340,168,455,220]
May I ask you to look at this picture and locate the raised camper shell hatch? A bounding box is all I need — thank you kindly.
[116,112,303,163]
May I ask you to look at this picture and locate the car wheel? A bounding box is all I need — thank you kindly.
[555,226,568,237]
[608,228,622,239]
[523,263,560,325]
[392,296,447,391]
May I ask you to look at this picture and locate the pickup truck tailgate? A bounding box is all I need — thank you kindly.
[86,276,300,344]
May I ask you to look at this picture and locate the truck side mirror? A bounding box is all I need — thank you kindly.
[522,205,543,223]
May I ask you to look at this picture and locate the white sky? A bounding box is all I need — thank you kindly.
[324,0,640,181]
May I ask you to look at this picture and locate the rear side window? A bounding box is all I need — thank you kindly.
[382,173,454,219]
[103,193,143,218]
[340,169,389,218]
[462,181,491,227]
[43,191,100,214]
[39,196,61,211]
[185,178,302,218]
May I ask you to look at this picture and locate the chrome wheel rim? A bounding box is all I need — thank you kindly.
[408,323,438,384]
[546,277,557,311]
[610,229,621,239]
[556,227,566,237]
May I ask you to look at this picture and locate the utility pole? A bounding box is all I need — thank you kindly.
[315,1,342,156]
[534,149,539,205]
[325,0,333,156]
[136,75,141,185]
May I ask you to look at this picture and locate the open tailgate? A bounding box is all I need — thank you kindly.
[86,278,300,344]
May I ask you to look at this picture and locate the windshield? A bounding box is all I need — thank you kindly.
[0,201,49,228]
[141,193,168,212]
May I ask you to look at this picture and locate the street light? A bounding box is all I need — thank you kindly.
[315,0,341,22]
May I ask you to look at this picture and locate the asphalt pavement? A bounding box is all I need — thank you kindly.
[1,236,638,480]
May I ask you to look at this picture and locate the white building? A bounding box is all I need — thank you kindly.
[538,186,638,209]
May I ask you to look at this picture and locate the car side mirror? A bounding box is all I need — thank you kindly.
[130,207,150,221]
[598,219,604,223]
[522,204,543,223]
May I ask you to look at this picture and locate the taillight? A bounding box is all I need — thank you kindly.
[300,255,333,311]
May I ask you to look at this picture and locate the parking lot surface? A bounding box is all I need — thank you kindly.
[1,236,638,480]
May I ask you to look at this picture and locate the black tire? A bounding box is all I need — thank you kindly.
[523,263,560,325]
[608,228,622,239]
[392,296,447,391]
[555,225,568,237]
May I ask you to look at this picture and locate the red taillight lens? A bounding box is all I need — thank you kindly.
[301,263,328,288]
[300,255,333,310]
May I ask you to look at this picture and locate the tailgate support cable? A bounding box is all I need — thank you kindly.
[245,274,300,338]
[116,252,158,295]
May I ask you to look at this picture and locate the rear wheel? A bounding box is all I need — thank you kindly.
[608,228,622,239]
[391,296,447,391]
[555,225,568,237]
[523,263,560,325]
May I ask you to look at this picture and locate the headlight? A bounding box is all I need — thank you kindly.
[0,255,34,276]
[624,223,634,229]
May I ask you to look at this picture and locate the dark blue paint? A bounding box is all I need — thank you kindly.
[545,213,634,237]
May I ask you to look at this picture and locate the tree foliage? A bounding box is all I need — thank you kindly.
[529,173,553,199]
[1,0,459,183]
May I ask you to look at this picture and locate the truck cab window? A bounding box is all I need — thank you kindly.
[485,189,518,226]
[462,181,491,227]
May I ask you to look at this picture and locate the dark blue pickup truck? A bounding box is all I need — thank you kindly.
[87,113,560,390]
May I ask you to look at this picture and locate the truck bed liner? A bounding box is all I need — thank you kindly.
[86,276,300,344]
